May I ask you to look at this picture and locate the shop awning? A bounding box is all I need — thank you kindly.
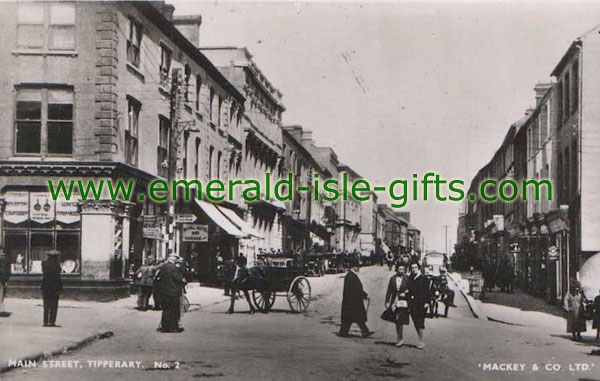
[194,200,245,238]
[216,205,264,239]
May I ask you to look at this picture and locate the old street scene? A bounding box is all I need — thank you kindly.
[1,1,600,381]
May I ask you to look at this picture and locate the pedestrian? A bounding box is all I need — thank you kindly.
[227,255,255,314]
[563,284,587,341]
[41,250,63,327]
[339,259,374,338]
[438,267,456,317]
[407,261,427,349]
[152,258,163,311]
[386,252,394,271]
[155,255,185,333]
[384,263,410,347]
[0,247,12,317]
[135,256,155,311]
[592,288,600,342]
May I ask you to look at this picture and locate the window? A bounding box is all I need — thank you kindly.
[127,18,142,67]
[184,65,191,103]
[157,116,169,177]
[15,88,73,155]
[159,45,172,84]
[194,138,201,179]
[539,104,548,142]
[217,96,223,127]
[217,151,222,180]
[183,132,189,178]
[563,73,570,122]
[557,81,563,129]
[209,88,214,121]
[208,145,214,179]
[17,2,75,50]
[572,60,579,114]
[126,98,140,166]
[195,75,202,111]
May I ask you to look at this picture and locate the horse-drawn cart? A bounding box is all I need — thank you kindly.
[247,266,312,313]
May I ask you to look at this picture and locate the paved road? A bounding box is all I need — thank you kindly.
[4,266,599,380]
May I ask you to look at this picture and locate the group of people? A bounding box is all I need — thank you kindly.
[482,256,515,293]
[339,260,454,349]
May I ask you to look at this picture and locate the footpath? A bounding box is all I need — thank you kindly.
[0,283,230,373]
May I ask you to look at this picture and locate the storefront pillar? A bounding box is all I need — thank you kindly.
[80,200,131,281]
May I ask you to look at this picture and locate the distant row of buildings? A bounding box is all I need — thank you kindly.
[0,1,420,300]
[456,25,600,303]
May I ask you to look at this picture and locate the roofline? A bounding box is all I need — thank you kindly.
[134,2,245,103]
[282,128,331,176]
[551,40,582,77]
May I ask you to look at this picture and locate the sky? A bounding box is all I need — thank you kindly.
[172,0,600,253]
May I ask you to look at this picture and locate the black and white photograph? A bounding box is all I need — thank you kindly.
[0,0,600,380]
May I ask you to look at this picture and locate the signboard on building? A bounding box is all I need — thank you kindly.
[181,224,208,242]
[56,196,80,224]
[3,191,29,224]
[143,227,161,239]
[29,193,54,224]
[176,214,197,224]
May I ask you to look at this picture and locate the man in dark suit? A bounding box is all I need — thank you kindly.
[42,250,63,327]
[339,260,373,338]
[407,261,427,349]
[155,255,185,333]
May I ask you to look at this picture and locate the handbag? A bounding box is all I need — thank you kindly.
[380,306,396,322]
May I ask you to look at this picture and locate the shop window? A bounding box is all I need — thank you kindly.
[3,191,81,275]
[17,2,75,51]
[15,88,73,156]
[126,97,140,166]
[127,18,142,68]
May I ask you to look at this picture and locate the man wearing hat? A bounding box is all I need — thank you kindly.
[42,250,63,327]
[0,247,11,317]
[339,259,374,338]
[155,254,185,332]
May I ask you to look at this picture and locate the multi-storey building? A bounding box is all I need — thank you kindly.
[281,125,331,256]
[200,47,286,265]
[0,1,248,298]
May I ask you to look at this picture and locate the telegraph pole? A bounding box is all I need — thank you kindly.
[167,67,181,256]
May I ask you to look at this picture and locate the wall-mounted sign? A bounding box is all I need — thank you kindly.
[181,224,208,242]
[29,193,54,224]
[143,227,161,239]
[3,191,29,224]
[176,214,197,224]
[56,196,80,224]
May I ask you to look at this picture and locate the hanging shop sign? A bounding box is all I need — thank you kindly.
[3,191,29,224]
[548,245,559,260]
[176,214,197,224]
[143,227,162,239]
[181,224,209,242]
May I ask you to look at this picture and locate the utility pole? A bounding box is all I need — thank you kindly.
[167,67,182,256]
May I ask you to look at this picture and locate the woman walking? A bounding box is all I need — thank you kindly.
[563,284,587,341]
[384,263,410,347]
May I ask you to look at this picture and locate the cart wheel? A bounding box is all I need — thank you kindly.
[287,276,311,312]
[252,289,276,311]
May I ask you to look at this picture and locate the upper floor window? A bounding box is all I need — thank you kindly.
[18,2,75,50]
[209,87,214,121]
[126,98,140,166]
[184,65,191,103]
[159,45,172,85]
[572,59,579,114]
[563,73,570,122]
[127,18,142,68]
[157,116,169,177]
[15,87,73,155]
[195,75,202,112]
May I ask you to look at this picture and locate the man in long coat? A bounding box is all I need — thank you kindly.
[339,260,373,337]
[42,250,63,327]
[155,255,185,333]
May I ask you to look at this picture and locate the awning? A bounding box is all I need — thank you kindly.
[194,200,245,238]
[216,205,264,239]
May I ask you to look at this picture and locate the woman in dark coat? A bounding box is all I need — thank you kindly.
[384,263,410,346]
[592,288,600,341]
[339,261,372,337]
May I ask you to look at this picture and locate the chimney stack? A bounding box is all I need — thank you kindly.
[173,15,203,48]
[534,82,553,106]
